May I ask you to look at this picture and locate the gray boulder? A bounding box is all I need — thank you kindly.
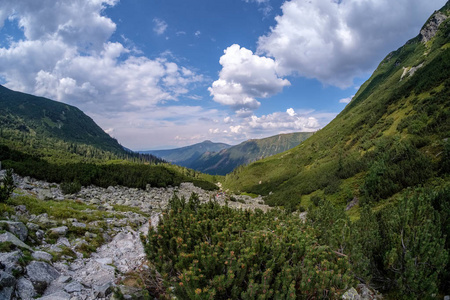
[342,287,360,300]
[0,270,16,288]
[0,250,23,273]
[64,280,84,293]
[16,277,37,300]
[0,221,28,241]
[26,261,60,294]
[38,291,71,300]
[0,271,16,300]
[37,188,54,200]
[32,251,53,262]
[49,226,68,236]
[0,232,33,251]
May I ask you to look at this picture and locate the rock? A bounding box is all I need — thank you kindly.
[345,197,359,211]
[0,232,33,251]
[420,12,448,43]
[342,287,360,300]
[84,232,97,239]
[444,296,450,300]
[38,291,71,300]
[26,261,60,294]
[27,222,40,231]
[0,270,16,287]
[36,230,45,240]
[16,277,37,300]
[93,282,113,298]
[71,222,86,228]
[32,251,53,262]
[0,286,14,300]
[57,275,72,284]
[64,280,84,293]
[94,257,113,265]
[15,205,29,215]
[0,251,23,273]
[49,226,68,236]
[37,188,54,200]
[0,221,28,241]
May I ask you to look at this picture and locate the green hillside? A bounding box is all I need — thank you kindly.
[223,4,450,208]
[0,85,128,160]
[190,132,314,175]
[0,85,217,191]
[141,140,231,167]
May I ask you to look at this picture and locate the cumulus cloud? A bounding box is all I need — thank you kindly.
[257,0,447,88]
[0,0,203,112]
[153,18,168,35]
[208,44,290,113]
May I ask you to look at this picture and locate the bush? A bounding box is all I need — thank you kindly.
[60,181,82,194]
[145,194,356,299]
[0,169,15,202]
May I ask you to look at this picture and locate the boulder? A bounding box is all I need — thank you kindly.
[38,291,71,300]
[16,277,37,300]
[0,221,28,241]
[0,251,23,273]
[26,261,60,294]
[342,287,360,300]
[0,270,16,288]
[0,232,33,251]
[49,226,68,236]
[32,251,53,262]
[0,271,16,300]
[37,189,54,200]
[64,280,84,293]
[94,282,113,298]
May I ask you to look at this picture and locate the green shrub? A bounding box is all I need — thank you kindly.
[145,194,355,299]
[0,168,15,202]
[60,181,82,194]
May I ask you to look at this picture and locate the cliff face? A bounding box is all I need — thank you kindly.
[420,11,448,42]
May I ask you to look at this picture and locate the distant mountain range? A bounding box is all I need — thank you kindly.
[142,132,314,175]
[140,140,231,166]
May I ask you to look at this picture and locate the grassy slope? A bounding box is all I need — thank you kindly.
[190,132,314,175]
[223,5,450,208]
[0,85,126,156]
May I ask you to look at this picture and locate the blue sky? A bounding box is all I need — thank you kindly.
[0,0,447,150]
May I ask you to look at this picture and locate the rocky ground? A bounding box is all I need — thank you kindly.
[0,171,270,300]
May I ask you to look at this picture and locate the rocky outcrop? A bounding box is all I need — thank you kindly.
[420,12,448,43]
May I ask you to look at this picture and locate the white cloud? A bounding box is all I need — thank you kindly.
[0,1,203,111]
[208,44,290,113]
[194,30,201,37]
[153,18,168,35]
[257,0,447,88]
[339,95,354,104]
[243,0,272,16]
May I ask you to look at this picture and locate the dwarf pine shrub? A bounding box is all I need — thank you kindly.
[145,193,356,299]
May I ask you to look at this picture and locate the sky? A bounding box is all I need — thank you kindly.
[0,0,447,150]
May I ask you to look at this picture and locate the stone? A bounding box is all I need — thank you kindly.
[36,229,45,240]
[0,232,33,251]
[38,291,71,300]
[27,222,40,231]
[49,226,68,236]
[0,270,16,288]
[342,287,360,300]
[0,250,23,273]
[58,275,72,284]
[16,277,37,300]
[0,221,28,241]
[0,286,14,300]
[71,222,86,228]
[93,282,113,298]
[26,261,60,294]
[32,251,53,262]
[37,188,54,200]
[64,281,84,293]
[444,296,450,300]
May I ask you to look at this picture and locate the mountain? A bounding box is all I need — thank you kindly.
[189,132,314,175]
[140,140,231,167]
[0,85,217,191]
[223,3,450,207]
[0,84,126,158]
